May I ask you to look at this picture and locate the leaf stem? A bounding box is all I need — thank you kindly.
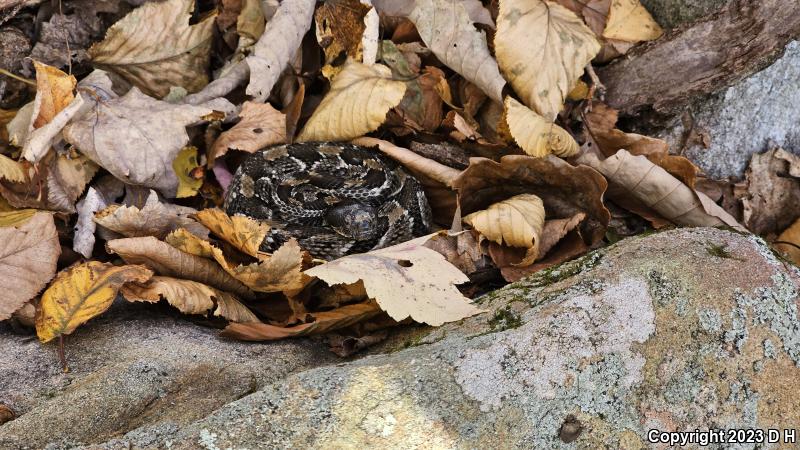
[0,68,36,86]
[58,335,70,373]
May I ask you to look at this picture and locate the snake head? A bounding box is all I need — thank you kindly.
[325,201,380,241]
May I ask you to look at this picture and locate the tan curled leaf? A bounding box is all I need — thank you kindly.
[578,150,746,231]
[22,94,86,164]
[306,239,482,326]
[165,227,216,258]
[603,0,662,43]
[246,0,316,102]
[47,153,100,213]
[409,0,505,102]
[503,97,578,158]
[495,0,600,120]
[0,213,60,321]
[74,187,109,258]
[106,236,255,299]
[63,88,212,197]
[775,218,800,266]
[88,0,215,98]
[30,61,76,129]
[94,190,203,239]
[221,302,382,340]
[35,262,153,343]
[210,239,308,293]
[194,208,270,258]
[121,276,259,322]
[298,61,406,142]
[210,102,286,164]
[464,193,545,266]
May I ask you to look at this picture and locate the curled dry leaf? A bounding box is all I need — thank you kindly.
[74,187,110,258]
[210,239,309,293]
[408,0,505,103]
[106,236,255,299]
[422,229,492,276]
[0,212,60,321]
[88,0,215,98]
[0,154,26,183]
[305,238,483,326]
[742,148,800,235]
[30,60,76,130]
[495,0,600,120]
[775,218,800,266]
[578,150,745,231]
[603,0,662,43]
[503,97,578,158]
[63,88,213,197]
[165,227,216,259]
[246,0,316,101]
[464,193,546,266]
[315,0,372,66]
[0,404,15,426]
[209,102,286,165]
[121,276,259,322]
[35,262,153,343]
[298,61,406,142]
[194,208,269,258]
[222,302,382,341]
[94,190,203,240]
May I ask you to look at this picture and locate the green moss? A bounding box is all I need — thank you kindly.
[488,306,523,332]
[706,242,734,259]
[525,250,604,288]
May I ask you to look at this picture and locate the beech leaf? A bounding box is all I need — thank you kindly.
[209,102,286,165]
[194,208,270,258]
[94,190,203,240]
[503,97,579,158]
[603,0,663,43]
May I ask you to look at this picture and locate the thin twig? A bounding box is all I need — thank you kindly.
[0,68,36,86]
[58,335,70,373]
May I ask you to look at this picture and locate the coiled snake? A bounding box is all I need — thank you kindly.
[224,142,432,260]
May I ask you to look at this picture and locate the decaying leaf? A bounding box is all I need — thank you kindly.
[209,239,309,293]
[121,276,259,322]
[63,88,213,197]
[775,218,800,266]
[422,229,491,276]
[409,0,505,102]
[315,0,373,66]
[0,154,27,183]
[464,193,546,266]
[35,262,153,343]
[88,0,216,97]
[30,60,76,130]
[742,148,800,235]
[603,0,662,43]
[298,61,406,141]
[74,187,109,258]
[0,213,60,321]
[166,227,216,259]
[503,97,578,158]
[210,102,286,164]
[173,147,203,198]
[306,238,483,326]
[222,302,383,340]
[94,190,203,240]
[578,150,745,231]
[495,0,600,120]
[106,236,255,299]
[194,208,269,258]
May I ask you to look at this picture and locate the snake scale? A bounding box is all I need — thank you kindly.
[224,142,432,260]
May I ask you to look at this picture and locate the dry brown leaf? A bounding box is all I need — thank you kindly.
[495,0,600,120]
[499,230,589,282]
[578,150,746,231]
[94,190,203,240]
[47,153,100,213]
[221,302,383,341]
[742,149,800,236]
[209,102,286,165]
[464,193,546,266]
[0,154,27,183]
[165,227,216,259]
[775,218,800,266]
[306,238,483,326]
[603,0,662,43]
[408,0,505,103]
[246,0,316,101]
[30,60,76,129]
[298,61,406,142]
[121,276,259,322]
[539,212,587,256]
[88,0,215,98]
[503,97,579,158]
[194,208,269,258]
[210,239,309,293]
[106,236,255,299]
[315,0,372,65]
[0,213,60,321]
[422,229,491,276]
[63,88,213,197]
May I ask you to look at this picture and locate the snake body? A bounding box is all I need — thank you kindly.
[224,142,432,260]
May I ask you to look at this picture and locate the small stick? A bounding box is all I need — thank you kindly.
[352,137,462,187]
[0,68,35,86]
[58,335,70,373]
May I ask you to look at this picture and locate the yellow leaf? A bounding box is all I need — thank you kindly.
[88,0,215,97]
[35,262,152,343]
[463,193,545,266]
[209,102,286,165]
[495,0,600,120]
[305,238,483,326]
[194,208,270,258]
[603,0,663,43]
[173,146,203,198]
[775,218,800,266]
[165,227,216,258]
[31,61,76,128]
[210,239,309,293]
[297,60,406,142]
[503,97,578,158]
[0,153,27,183]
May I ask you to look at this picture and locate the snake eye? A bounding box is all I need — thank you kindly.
[325,202,379,241]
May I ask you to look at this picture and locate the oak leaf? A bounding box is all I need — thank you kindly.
[495,0,600,120]
[0,213,60,321]
[88,0,216,98]
[35,262,153,343]
[209,102,286,165]
[742,149,800,235]
[503,97,579,158]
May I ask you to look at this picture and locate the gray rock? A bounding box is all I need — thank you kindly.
[640,0,728,29]
[4,228,799,449]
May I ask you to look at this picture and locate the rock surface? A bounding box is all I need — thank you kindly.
[2,228,800,449]
[640,0,727,28]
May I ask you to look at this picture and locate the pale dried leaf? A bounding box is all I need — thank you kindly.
[73,187,109,258]
[298,61,406,142]
[503,97,578,158]
[210,102,286,164]
[0,154,26,183]
[496,0,600,120]
[94,190,203,239]
[88,0,215,98]
[306,239,483,326]
[22,94,85,164]
[210,239,308,293]
[603,0,662,43]
[46,153,100,213]
[409,0,505,102]
[0,213,60,321]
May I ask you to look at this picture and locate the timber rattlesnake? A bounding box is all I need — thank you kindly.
[224,142,432,260]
